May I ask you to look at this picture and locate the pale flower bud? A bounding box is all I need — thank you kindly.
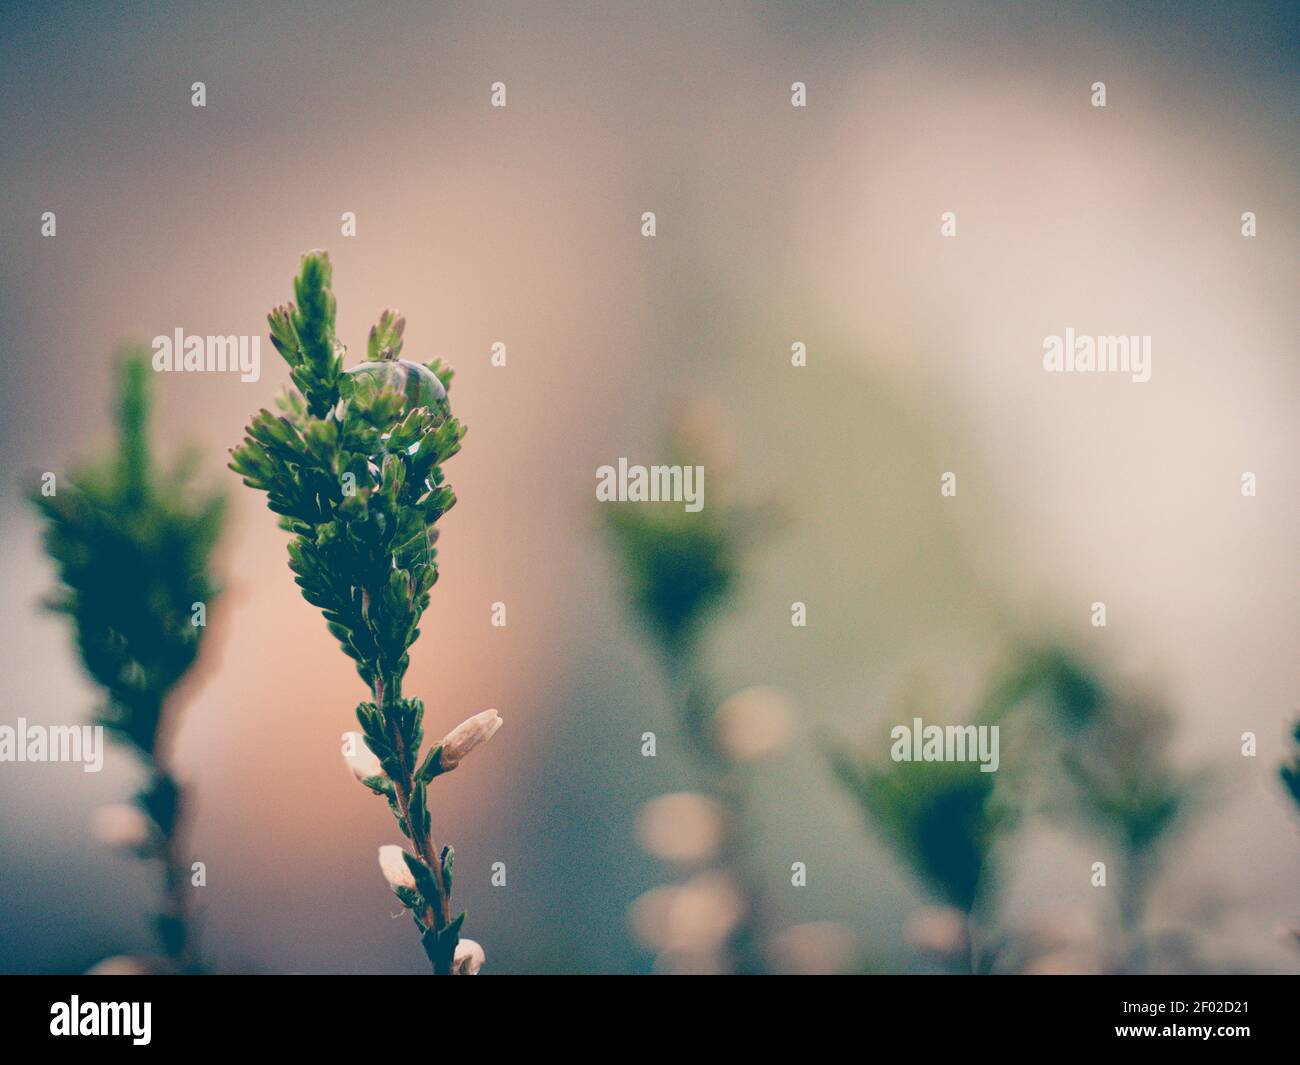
[712,686,795,764]
[1022,949,1107,975]
[341,731,384,782]
[439,709,502,771]
[652,945,729,975]
[636,792,727,865]
[91,803,152,852]
[663,871,746,950]
[85,955,153,976]
[904,906,969,961]
[378,845,417,891]
[453,938,486,975]
[767,921,859,975]
[627,885,679,951]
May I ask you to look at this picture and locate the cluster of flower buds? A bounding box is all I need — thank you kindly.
[342,708,502,785]
[344,708,503,974]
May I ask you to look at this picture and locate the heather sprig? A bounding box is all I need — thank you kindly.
[31,352,225,972]
[231,251,496,974]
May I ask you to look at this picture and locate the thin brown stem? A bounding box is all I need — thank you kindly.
[374,675,454,973]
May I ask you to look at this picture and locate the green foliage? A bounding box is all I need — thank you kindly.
[972,646,1104,731]
[32,355,225,756]
[421,911,465,972]
[602,415,765,660]
[1056,701,1194,855]
[604,501,741,656]
[31,350,225,971]
[602,418,777,973]
[267,252,343,418]
[832,749,1005,914]
[1281,720,1300,810]
[233,250,473,973]
[232,250,466,704]
[828,650,1095,921]
[1048,691,1204,969]
[832,644,1205,972]
[969,645,1198,865]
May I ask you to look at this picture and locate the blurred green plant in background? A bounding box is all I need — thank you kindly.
[832,644,1206,974]
[1281,721,1300,957]
[605,412,797,973]
[1281,721,1300,811]
[831,677,1014,973]
[30,351,225,973]
[831,746,1005,970]
[1050,692,1205,972]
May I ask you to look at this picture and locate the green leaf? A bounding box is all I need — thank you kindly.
[367,309,405,362]
[419,910,466,974]
[386,794,410,837]
[440,845,454,897]
[402,851,442,914]
[289,250,343,417]
[416,744,445,783]
[409,780,429,841]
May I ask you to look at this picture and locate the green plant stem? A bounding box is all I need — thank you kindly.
[373,673,453,973]
[150,721,197,973]
[1115,846,1151,974]
[666,644,769,975]
[156,771,196,972]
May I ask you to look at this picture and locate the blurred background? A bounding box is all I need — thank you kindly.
[0,0,1295,974]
